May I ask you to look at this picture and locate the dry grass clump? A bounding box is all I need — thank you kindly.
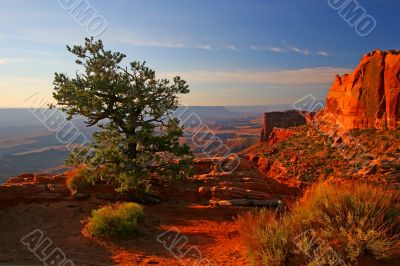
[238,181,400,265]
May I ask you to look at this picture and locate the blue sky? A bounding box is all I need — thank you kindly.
[0,0,398,107]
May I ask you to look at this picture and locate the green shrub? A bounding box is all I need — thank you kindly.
[238,181,400,265]
[66,167,90,193]
[88,202,144,238]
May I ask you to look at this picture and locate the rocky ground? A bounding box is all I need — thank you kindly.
[0,159,297,266]
[1,50,399,266]
[244,125,400,189]
[0,114,398,265]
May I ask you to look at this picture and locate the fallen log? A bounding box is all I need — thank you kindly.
[209,198,282,207]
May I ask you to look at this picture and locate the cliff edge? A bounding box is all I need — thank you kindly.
[321,50,400,130]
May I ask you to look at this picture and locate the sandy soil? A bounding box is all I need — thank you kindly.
[0,159,297,266]
[0,199,252,266]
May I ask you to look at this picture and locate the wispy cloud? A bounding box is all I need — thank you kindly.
[1,58,71,66]
[160,67,352,85]
[226,45,239,51]
[317,51,329,56]
[0,32,53,44]
[6,50,59,56]
[122,39,184,49]
[195,44,212,50]
[250,45,285,53]
[268,47,285,53]
[250,43,329,56]
[286,45,310,55]
[122,38,213,50]
[118,31,243,51]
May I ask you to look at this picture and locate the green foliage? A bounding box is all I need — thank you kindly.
[323,168,334,175]
[52,37,193,192]
[238,182,400,265]
[299,173,314,182]
[88,202,144,238]
[66,167,90,193]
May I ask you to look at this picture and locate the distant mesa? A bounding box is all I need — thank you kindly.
[259,50,400,143]
[320,50,400,130]
[260,110,307,142]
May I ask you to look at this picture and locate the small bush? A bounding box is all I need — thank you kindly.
[88,202,144,238]
[238,181,400,265]
[66,167,90,193]
[239,209,295,265]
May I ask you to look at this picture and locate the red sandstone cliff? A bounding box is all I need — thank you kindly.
[322,50,400,130]
[260,110,307,141]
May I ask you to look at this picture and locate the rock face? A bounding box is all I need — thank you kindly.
[158,158,298,205]
[0,174,71,208]
[268,128,297,145]
[260,110,307,141]
[323,50,400,130]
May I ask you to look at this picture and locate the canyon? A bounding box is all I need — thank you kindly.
[0,50,399,266]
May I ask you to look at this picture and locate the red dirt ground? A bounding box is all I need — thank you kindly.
[0,200,251,265]
[0,159,296,266]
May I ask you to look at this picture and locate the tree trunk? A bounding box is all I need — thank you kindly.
[127,141,137,159]
[126,132,137,160]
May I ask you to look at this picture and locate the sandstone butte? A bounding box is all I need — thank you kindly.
[321,50,400,130]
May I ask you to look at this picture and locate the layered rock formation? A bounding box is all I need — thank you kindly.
[159,158,298,205]
[322,50,400,130]
[0,159,298,209]
[260,110,307,141]
[268,128,297,146]
[0,174,70,208]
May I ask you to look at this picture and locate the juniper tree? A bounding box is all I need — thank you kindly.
[52,37,192,192]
